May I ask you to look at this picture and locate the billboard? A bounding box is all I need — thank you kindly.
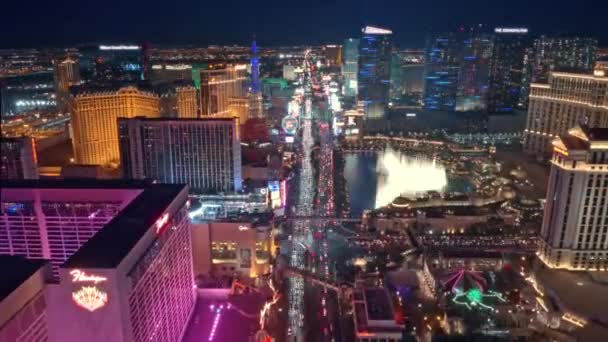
[282,116,298,135]
[268,181,282,209]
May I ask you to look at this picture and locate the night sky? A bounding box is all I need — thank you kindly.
[3,0,608,48]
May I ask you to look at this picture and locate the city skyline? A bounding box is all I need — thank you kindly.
[3,0,608,48]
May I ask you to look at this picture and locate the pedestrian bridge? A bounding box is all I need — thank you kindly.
[284,266,344,292]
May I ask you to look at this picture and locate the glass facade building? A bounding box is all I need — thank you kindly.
[424,31,493,112]
[358,26,392,120]
[424,34,461,111]
[119,117,242,194]
[487,28,530,113]
[342,38,360,98]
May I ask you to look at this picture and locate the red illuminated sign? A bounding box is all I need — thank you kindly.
[155,213,170,234]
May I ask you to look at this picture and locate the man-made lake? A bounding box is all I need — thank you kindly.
[344,148,472,217]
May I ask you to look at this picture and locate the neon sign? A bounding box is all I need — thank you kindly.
[238,225,250,231]
[72,286,108,312]
[494,28,528,34]
[99,45,140,50]
[70,269,107,284]
[155,213,170,234]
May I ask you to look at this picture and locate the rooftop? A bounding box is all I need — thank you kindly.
[1,179,187,269]
[364,288,394,321]
[0,256,47,302]
[64,183,186,268]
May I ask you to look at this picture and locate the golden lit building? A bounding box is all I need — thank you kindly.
[53,57,80,112]
[524,70,608,157]
[538,126,608,271]
[176,85,198,118]
[228,97,249,125]
[199,64,247,117]
[71,86,160,165]
[248,92,264,120]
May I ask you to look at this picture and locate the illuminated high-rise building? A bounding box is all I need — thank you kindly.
[229,97,250,124]
[524,71,608,156]
[119,117,242,193]
[1,179,195,342]
[456,33,493,111]
[342,38,359,98]
[199,64,247,117]
[424,33,461,111]
[520,36,598,108]
[0,137,38,179]
[358,26,392,121]
[538,126,608,271]
[0,256,51,342]
[71,86,160,166]
[323,44,342,67]
[176,85,198,118]
[529,36,597,82]
[53,57,80,112]
[487,27,530,113]
[248,41,264,120]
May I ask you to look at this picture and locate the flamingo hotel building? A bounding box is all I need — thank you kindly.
[0,180,196,342]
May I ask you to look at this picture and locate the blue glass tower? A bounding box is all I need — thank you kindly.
[424,35,460,111]
[342,38,359,98]
[358,26,392,120]
[250,40,261,94]
[248,39,264,119]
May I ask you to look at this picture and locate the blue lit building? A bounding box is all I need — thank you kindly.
[342,38,359,98]
[424,34,461,111]
[456,33,493,111]
[358,26,392,120]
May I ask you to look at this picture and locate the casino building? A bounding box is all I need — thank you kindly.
[0,180,196,342]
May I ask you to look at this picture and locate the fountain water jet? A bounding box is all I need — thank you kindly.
[374,147,448,208]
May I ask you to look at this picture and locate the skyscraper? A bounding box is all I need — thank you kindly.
[456,33,493,111]
[487,27,529,113]
[520,36,598,108]
[71,86,160,165]
[199,64,247,117]
[529,36,598,82]
[176,85,198,118]
[1,180,195,341]
[358,26,392,120]
[248,40,264,120]
[524,71,608,156]
[118,117,242,193]
[342,38,359,98]
[53,57,80,112]
[0,137,38,180]
[424,34,460,111]
[323,45,342,67]
[538,126,608,271]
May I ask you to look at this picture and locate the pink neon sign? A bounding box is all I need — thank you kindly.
[70,269,107,284]
[72,286,108,312]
